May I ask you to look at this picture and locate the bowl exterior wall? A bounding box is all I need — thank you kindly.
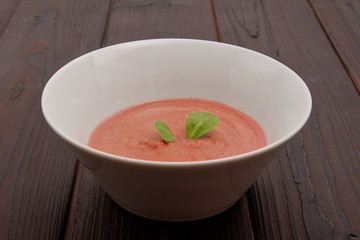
[69,143,278,221]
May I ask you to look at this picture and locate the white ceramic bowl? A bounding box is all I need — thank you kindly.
[41,39,312,222]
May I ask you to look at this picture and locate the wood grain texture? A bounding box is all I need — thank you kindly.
[0,0,111,239]
[212,0,360,239]
[308,0,360,92]
[104,0,219,45]
[0,0,22,35]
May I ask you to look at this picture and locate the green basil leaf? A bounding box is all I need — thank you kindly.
[153,120,175,142]
[185,111,219,139]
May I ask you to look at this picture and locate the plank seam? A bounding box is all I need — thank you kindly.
[101,0,115,47]
[306,0,360,94]
[209,0,221,42]
[246,188,261,240]
[62,162,84,240]
[0,0,22,38]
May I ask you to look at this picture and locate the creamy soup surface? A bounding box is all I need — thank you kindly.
[88,98,266,162]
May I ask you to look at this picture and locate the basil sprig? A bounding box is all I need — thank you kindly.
[153,111,219,142]
[185,111,219,139]
[153,120,175,142]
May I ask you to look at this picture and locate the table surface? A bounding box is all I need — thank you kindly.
[1,0,359,239]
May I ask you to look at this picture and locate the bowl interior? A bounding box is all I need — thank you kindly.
[42,39,312,155]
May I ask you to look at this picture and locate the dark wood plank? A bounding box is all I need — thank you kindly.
[308,0,360,92]
[103,0,219,45]
[67,0,255,239]
[0,0,22,35]
[0,0,111,239]
[212,0,360,239]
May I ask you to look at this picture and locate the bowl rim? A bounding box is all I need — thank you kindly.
[41,38,312,167]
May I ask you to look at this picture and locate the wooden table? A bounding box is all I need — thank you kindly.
[1,0,359,239]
